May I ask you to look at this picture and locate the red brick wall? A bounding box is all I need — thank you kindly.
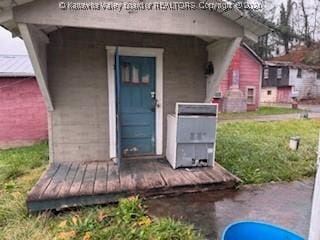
[0,77,48,148]
[218,47,262,111]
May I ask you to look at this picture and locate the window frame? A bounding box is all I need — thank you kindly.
[297,68,302,78]
[276,68,282,79]
[246,86,256,104]
[263,67,269,79]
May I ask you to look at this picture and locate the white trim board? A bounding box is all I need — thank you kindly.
[106,46,164,159]
[308,133,320,240]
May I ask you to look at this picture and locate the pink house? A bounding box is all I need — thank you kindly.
[213,44,263,112]
[0,55,47,149]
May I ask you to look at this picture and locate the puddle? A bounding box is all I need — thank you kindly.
[145,179,313,240]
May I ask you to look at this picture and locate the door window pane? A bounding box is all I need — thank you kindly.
[132,65,140,84]
[121,63,130,83]
[141,73,150,84]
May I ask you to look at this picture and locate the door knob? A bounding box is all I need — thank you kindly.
[151,98,158,112]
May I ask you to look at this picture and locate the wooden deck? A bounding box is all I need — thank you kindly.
[27,158,241,212]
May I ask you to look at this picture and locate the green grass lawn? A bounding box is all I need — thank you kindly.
[216,119,319,184]
[219,106,303,120]
[0,143,49,182]
[0,143,202,240]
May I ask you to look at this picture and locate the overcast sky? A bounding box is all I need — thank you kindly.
[0,27,27,55]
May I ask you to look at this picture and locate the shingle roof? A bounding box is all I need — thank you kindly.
[0,55,35,77]
[267,45,320,70]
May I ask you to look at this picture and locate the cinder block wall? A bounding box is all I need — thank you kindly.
[48,28,207,163]
[0,77,48,149]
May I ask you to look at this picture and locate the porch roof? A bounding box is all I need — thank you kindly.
[0,0,269,40]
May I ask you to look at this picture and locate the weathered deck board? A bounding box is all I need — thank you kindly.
[185,168,217,184]
[79,163,97,196]
[120,160,138,191]
[94,162,108,194]
[59,163,79,198]
[44,163,71,199]
[27,159,241,212]
[69,163,87,196]
[107,162,120,193]
[28,164,60,201]
[134,160,166,190]
[155,160,198,187]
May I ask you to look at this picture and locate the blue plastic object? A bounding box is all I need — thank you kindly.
[221,221,305,240]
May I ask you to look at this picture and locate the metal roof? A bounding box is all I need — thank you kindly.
[0,55,35,77]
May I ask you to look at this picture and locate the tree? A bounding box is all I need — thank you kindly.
[230,0,318,59]
[300,0,312,47]
[277,0,297,53]
[311,0,320,41]
[241,0,278,59]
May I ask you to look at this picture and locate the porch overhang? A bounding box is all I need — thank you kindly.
[1,0,269,41]
[13,2,242,39]
[0,0,270,110]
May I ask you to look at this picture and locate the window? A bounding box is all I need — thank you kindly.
[132,65,140,83]
[121,63,130,83]
[267,90,272,95]
[141,74,150,84]
[246,87,256,104]
[263,67,269,79]
[121,62,149,84]
[297,68,302,78]
[317,71,320,79]
[277,68,282,79]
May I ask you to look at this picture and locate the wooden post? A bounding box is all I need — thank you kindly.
[308,132,320,240]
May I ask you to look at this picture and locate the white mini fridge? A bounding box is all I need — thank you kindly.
[166,103,218,169]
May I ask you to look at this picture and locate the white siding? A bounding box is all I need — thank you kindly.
[289,68,320,100]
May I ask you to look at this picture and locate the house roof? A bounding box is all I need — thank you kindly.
[241,42,264,64]
[213,1,270,37]
[0,55,35,77]
[266,45,320,71]
[0,0,269,39]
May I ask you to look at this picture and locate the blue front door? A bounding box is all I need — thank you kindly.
[119,56,156,156]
